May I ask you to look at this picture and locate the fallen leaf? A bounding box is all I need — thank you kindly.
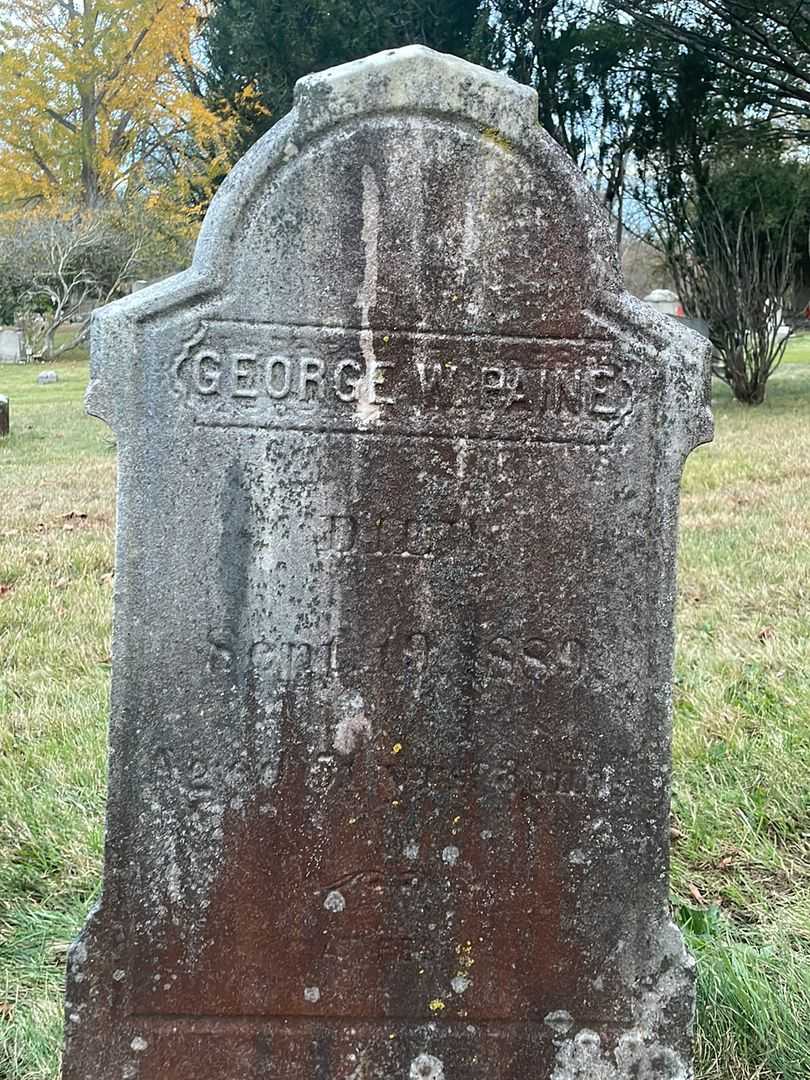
[688,883,706,906]
[757,626,775,642]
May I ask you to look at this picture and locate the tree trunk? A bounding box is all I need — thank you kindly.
[747,381,767,405]
[80,1,100,208]
[614,154,626,252]
[81,105,100,209]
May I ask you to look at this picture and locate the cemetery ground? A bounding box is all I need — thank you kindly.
[0,343,808,1080]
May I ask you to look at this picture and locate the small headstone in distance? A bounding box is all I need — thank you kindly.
[37,370,58,385]
[0,395,8,437]
[0,328,23,363]
[63,46,712,1080]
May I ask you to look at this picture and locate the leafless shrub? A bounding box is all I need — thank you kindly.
[668,194,797,404]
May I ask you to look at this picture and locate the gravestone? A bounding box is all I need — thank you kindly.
[643,290,680,318]
[0,395,8,437]
[37,370,58,384]
[64,46,712,1080]
[0,328,23,363]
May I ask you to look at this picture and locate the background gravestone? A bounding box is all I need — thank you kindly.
[64,46,712,1080]
[0,328,23,363]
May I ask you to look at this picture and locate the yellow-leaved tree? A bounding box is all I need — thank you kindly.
[0,0,249,220]
[0,1,266,356]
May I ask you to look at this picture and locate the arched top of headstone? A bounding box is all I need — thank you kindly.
[197,44,546,277]
[88,45,712,454]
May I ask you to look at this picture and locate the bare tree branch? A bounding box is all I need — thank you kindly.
[613,1,810,121]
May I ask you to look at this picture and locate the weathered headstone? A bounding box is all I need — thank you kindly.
[37,370,58,385]
[0,328,23,363]
[0,395,8,437]
[64,46,712,1080]
[643,290,680,317]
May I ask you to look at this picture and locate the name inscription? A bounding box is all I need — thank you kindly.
[173,322,635,444]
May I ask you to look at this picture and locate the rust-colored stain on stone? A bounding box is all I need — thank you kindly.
[63,46,712,1080]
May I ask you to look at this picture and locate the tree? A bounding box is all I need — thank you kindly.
[0,0,246,218]
[471,1,598,166]
[607,19,809,404]
[0,201,185,358]
[612,1,810,131]
[664,155,810,404]
[203,1,717,251]
[468,5,804,404]
[611,30,806,405]
[204,0,482,153]
[469,4,666,245]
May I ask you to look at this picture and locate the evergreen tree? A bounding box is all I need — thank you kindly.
[204,0,483,152]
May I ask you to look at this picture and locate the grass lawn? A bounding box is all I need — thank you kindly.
[1,346,809,1079]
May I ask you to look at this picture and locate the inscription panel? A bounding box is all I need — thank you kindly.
[173,322,635,443]
[112,414,653,1040]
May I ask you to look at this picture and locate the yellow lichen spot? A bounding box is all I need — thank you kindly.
[482,126,514,153]
[389,1033,396,1040]
[383,335,390,344]
[392,742,403,754]
[455,941,475,971]
[428,999,446,1013]
[452,815,461,825]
